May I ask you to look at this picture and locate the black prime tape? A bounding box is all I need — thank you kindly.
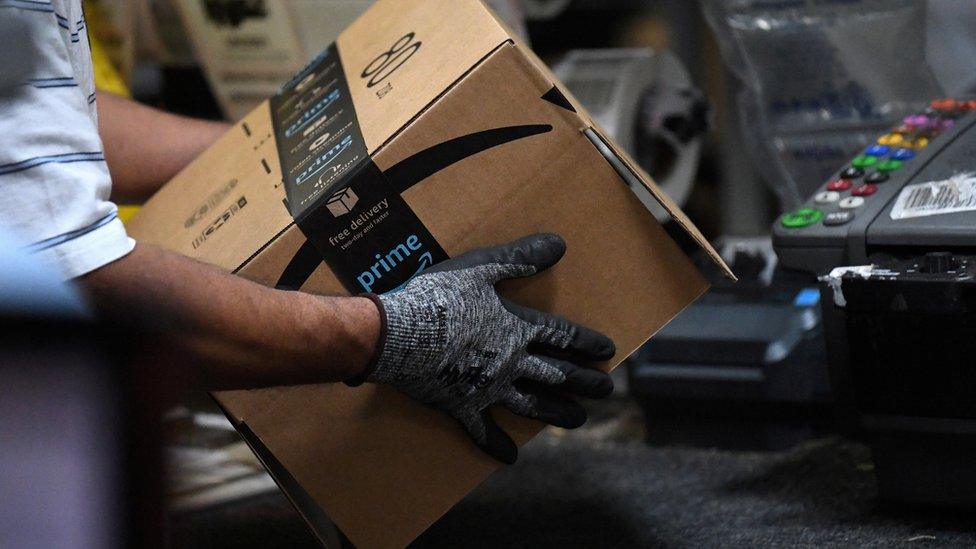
[270,44,554,294]
[270,44,448,295]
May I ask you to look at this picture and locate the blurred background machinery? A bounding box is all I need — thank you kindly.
[554,48,707,221]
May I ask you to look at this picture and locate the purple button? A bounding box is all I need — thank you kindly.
[937,119,956,131]
[904,114,930,127]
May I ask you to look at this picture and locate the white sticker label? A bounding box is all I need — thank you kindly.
[890,172,976,220]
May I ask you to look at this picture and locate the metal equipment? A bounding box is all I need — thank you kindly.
[554,49,707,221]
[776,98,976,505]
[628,238,830,451]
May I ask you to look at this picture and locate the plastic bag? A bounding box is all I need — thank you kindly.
[703,0,944,209]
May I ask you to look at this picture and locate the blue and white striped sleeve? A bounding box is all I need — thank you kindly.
[0,0,134,280]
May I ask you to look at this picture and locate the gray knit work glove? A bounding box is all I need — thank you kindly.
[360,233,616,464]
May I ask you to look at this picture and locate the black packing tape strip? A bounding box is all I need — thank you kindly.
[293,161,449,294]
[271,43,555,293]
[270,43,449,294]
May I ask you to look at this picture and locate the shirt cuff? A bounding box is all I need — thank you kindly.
[33,216,136,280]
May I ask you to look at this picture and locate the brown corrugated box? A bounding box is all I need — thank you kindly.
[128,0,733,546]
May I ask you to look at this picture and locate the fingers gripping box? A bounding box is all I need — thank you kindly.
[128,0,733,546]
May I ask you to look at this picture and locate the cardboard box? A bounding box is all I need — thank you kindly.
[128,0,732,545]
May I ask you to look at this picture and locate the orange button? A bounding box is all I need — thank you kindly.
[931,98,958,111]
[878,133,904,146]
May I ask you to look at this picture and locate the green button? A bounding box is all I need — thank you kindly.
[851,155,877,168]
[781,208,823,229]
[877,159,903,172]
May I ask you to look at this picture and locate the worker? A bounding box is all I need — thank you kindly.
[0,1,615,464]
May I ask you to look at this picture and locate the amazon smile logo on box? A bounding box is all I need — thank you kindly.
[357,234,433,292]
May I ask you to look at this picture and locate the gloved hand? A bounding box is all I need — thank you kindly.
[357,233,616,464]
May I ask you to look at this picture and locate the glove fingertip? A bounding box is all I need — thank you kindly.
[553,326,616,363]
[586,371,615,399]
[549,401,587,429]
[572,366,615,399]
[518,233,565,272]
[538,232,567,265]
[482,411,519,465]
[565,410,587,429]
[537,232,566,249]
[585,330,617,361]
[488,441,518,466]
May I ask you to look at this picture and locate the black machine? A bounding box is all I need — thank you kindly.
[774,98,976,506]
[774,99,976,269]
[627,239,831,451]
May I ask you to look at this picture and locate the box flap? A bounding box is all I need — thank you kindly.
[586,127,736,280]
[476,15,734,280]
[337,0,512,153]
[126,105,293,272]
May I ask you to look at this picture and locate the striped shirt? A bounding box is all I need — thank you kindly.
[0,0,134,279]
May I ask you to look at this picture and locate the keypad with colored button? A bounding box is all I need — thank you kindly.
[877,133,904,146]
[823,211,854,226]
[891,148,915,161]
[905,136,929,150]
[781,208,823,228]
[877,158,903,173]
[777,98,972,233]
[814,191,841,204]
[827,179,852,191]
[775,98,976,276]
[865,171,889,184]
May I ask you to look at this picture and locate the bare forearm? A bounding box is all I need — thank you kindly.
[79,244,380,390]
[97,92,229,203]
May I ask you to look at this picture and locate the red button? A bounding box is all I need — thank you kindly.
[852,184,877,197]
[827,179,852,191]
[931,98,958,111]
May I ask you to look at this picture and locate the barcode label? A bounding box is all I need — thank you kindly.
[890,172,976,220]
